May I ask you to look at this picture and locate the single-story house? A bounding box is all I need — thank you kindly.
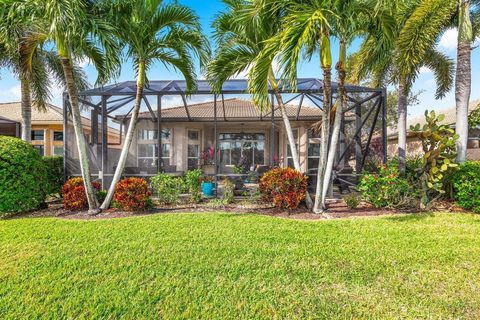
[0,102,121,157]
[387,100,480,160]
[115,98,334,174]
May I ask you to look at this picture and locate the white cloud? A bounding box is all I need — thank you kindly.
[439,28,458,51]
[77,58,90,68]
[419,66,432,74]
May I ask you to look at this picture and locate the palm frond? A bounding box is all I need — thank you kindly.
[422,48,455,99]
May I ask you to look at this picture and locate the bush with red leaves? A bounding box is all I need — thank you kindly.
[62,177,101,211]
[259,167,308,210]
[113,177,152,212]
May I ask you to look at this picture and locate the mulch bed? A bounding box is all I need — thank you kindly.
[12,199,466,221]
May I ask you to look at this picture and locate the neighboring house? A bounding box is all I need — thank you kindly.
[0,102,121,157]
[387,100,480,161]
[115,98,341,174]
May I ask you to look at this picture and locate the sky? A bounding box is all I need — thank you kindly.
[0,0,478,117]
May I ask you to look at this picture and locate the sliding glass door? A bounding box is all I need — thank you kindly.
[219,133,265,171]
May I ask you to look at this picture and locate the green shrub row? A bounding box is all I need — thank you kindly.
[452,161,480,213]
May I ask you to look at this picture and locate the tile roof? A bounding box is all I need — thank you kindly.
[118,98,323,121]
[388,99,480,138]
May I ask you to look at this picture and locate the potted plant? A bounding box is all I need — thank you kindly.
[201,147,215,175]
[201,175,215,197]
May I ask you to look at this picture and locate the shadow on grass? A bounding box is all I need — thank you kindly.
[385,212,435,222]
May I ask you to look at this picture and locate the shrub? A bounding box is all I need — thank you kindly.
[0,136,47,216]
[259,167,308,210]
[344,193,360,209]
[42,156,64,196]
[358,163,417,209]
[150,173,184,205]
[221,178,235,204]
[184,169,203,203]
[62,177,101,211]
[452,162,480,213]
[113,177,152,211]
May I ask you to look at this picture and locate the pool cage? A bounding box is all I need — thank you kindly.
[63,78,387,193]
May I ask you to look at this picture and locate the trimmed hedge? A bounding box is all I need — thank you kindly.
[0,136,47,216]
[42,156,64,196]
[452,161,480,213]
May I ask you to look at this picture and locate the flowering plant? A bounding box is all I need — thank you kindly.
[201,147,215,165]
[259,167,308,210]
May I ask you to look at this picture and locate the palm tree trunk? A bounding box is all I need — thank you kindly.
[60,56,99,213]
[321,40,346,206]
[313,68,331,213]
[398,78,408,174]
[269,72,313,209]
[101,60,146,210]
[456,0,472,163]
[20,77,32,142]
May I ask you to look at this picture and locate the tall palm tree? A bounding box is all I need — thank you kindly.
[349,0,455,172]
[99,0,209,210]
[396,0,480,163]
[6,0,121,213]
[0,24,88,143]
[207,0,314,209]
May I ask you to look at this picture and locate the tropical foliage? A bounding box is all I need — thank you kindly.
[150,173,184,205]
[452,161,480,213]
[113,177,152,212]
[62,178,101,211]
[259,168,308,210]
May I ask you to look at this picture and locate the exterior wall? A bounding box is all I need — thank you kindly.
[30,124,64,157]
[130,119,317,173]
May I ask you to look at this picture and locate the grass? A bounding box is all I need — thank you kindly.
[1,212,480,319]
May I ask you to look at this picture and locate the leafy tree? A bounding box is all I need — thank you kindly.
[98,0,209,210]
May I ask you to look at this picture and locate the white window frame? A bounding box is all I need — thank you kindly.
[187,129,201,169]
[137,128,172,167]
[307,128,321,171]
[286,128,299,168]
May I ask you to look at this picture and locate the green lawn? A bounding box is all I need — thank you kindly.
[1,212,480,319]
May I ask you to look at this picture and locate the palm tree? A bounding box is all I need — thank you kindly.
[6,0,121,213]
[99,0,209,210]
[396,0,480,163]
[0,24,88,143]
[350,0,455,172]
[207,0,314,209]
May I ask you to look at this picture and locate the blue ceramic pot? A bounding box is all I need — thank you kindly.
[201,182,214,197]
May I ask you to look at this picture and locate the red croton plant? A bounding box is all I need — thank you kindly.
[62,177,101,211]
[113,177,152,212]
[259,167,308,210]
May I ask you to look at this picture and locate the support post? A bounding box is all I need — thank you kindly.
[381,88,388,164]
[355,100,362,174]
[62,93,68,182]
[157,95,162,172]
[214,94,218,198]
[270,93,275,166]
[101,95,108,188]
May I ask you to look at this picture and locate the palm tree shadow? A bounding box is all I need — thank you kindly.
[386,212,435,222]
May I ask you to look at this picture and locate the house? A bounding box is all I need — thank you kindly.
[387,100,480,160]
[0,102,121,157]
[114,98,334,174]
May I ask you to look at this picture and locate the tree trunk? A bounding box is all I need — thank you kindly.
[60,57,99,213]
[20,77,32,142]
[313,68,331,213]
[455,0,472,163]
[101,60,146,210]
[321,40,346,206]
[398,78,408,174]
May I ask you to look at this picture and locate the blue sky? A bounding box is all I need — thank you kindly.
[0,0,478,117]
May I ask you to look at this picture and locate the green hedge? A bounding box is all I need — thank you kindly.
[452,161,480,213]
[0,136,47,216]
[42,156,64,196]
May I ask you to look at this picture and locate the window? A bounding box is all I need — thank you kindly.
[307,129,321,171]
[33,145,44,156]
[137,128,171,167]
[31,130,44,141]
[53,146,63,156]
[219,133,265,170]
[286,129,299,168]
[53,131,63,141]
[187,129,200,169]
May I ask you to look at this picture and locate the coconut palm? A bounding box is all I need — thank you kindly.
[5,0,121,213]
[207,0,314,209]
[0,23,88,143]
[99,0,209,210]
[396,0,480,163]
[349,0,455,172]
